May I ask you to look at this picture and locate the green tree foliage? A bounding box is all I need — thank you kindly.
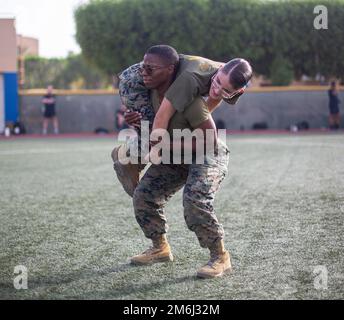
[23,56,65,89]
[75,0,209,75]
[270,55,294,86]
[23,54,109,89]
[75,0,344,84]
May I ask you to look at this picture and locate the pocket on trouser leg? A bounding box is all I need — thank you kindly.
[188,166,226,198]
[183,199,224,248]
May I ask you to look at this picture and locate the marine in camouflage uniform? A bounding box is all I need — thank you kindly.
[118,61,230,249]
[130,84,230,246]
[115,52,248,277]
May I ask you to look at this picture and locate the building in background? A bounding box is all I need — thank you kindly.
[17,35,39,57]
[0,18,18,133]
[17,34,39,88]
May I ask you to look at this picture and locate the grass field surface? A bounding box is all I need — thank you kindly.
[0,133,343,300]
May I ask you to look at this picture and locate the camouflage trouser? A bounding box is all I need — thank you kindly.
[119,63,155,158]
[133,142,230,249]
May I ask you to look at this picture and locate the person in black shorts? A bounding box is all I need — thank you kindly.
[42,85,59,134]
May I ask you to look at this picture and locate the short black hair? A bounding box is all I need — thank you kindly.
[146,45,179,66]
[222,58,253,90]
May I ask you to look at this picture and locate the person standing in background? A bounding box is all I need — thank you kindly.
[42,85,59,135]
[328,81,341,130]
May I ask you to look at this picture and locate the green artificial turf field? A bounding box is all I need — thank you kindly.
[0,133,343,299]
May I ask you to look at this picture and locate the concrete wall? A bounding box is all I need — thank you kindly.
[20,93,120,134]
[212,90,343,130]
[19,89,343,134]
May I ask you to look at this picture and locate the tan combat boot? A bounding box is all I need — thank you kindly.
[111,145,140,197]
[197,240,232,279]
[130,235,174,265]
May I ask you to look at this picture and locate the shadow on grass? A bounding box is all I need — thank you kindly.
[2,262,198,299]
[0,263,134,293]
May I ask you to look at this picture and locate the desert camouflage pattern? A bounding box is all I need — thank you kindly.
[133,141,229,248]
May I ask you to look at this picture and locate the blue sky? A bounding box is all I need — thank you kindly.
[0,0,88,58]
